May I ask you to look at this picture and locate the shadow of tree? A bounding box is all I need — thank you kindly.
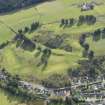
[36,48,51,70]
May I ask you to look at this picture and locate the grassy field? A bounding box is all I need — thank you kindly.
[0,0,105,43]
[0,89,24,105]
[0,0,105,105]
[87,37,105,56]
[0,42,82,78]
[0,0,105,78]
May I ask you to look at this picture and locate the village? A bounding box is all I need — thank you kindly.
[1,69,105,105]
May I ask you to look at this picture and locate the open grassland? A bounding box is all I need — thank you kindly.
[87,37,105,56]
[0,43,82,79]
[0,0,105,78]
[0,0,105,105]
[0,0,105,43]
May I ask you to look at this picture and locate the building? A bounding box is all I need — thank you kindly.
[81,3,94,11]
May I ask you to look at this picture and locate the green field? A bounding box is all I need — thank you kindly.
[0,43,82,78]
[0,0,105,43]
[0,0,105,105]
[0,0,105,78]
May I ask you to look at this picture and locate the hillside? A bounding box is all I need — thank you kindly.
[0,0,105,76]
[0,0,105,105]
[0,0,51,13]
[0,0,105,43]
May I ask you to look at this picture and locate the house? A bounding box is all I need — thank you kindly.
[81,3,94,11]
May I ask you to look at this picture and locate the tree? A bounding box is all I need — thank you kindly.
[30,22,39,32]
[37,48,51,70]
[102,28,105,39]
[90,5,94,10]
[86,15,96,25]
[91,15,96,24]
[69,18,75,26]
[35,46,42,57]
[79,34,86,46]
[83,43,89,51]
[24,26,29,33]
[88,65,97,79]
[18,29,23,34]
[64,19,69,27]
[88,50,94,60]
[60,18,65,27]
[42,48,52,57]
[93,29,101,41]
[31,22,36,31]
[78,15,85,25]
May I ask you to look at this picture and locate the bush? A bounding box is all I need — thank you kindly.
[30,22,39,32]
[24,26,29,33]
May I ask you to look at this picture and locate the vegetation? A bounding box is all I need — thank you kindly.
[0,0,52,13]
[41,74,71,88]
[0,89,44,105]
[0,0,105,87]
[0,0,105,105]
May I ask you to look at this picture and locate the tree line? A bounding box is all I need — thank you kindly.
[0,69,48,101]
[78,15,96,25]
[79,34,94,60]
[14,33,52,70]
[41,74,71,88]
[60,15,96,28]
[18,21,40,34]
[60,18,75,28]
[0,41,10,49]
[92,28,105,41]
[0,0,52,13]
